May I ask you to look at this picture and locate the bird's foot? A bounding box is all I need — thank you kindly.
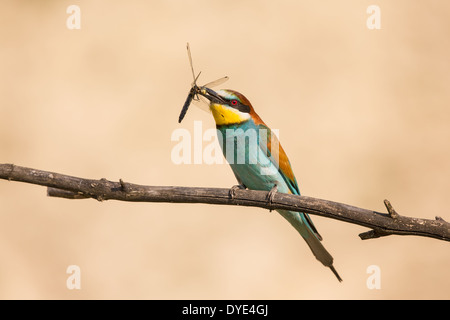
[266,184,278,212]
[229,184,246,199]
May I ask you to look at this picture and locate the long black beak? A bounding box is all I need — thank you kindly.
[198,87,226,104]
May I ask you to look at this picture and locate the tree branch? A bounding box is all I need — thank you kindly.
[1,163,449,242]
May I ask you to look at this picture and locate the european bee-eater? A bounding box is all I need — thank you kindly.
[199,87,342,282]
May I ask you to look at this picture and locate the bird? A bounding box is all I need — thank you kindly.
[198,87,342,282]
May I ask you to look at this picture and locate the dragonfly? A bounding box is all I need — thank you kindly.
[178,43,229,123]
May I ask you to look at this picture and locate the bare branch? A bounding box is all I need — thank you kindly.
[1,163,449,242]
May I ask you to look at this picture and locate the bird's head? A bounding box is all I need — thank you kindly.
[199,88,254,126]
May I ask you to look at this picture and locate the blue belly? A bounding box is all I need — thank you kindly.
[216,121,321,240]
[216,121,291,194]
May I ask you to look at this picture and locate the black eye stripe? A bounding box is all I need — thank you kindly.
[229,99,250,113]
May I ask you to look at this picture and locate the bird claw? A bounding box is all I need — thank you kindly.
[229,184,246,199]
[267,184,278,211]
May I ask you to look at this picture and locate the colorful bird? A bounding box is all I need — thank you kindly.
[198,87,342,282]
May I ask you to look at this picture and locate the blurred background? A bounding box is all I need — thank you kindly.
[1,0,449,299]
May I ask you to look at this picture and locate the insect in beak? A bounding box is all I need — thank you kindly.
[178,43,228,123]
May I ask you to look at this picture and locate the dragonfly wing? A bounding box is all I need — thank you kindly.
[190,76,229,114]
[191,95,211,113]
[203,76,229,89]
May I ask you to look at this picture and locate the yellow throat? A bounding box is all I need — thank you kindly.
[210,103,251,126]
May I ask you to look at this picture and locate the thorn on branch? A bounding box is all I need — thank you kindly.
[359,200,401,240]
[119,179,129,192]
[384,199,399,219]
[359,228,392,240]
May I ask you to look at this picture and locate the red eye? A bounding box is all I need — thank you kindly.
[231,100,238,106]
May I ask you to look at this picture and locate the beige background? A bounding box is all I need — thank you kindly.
[1,0,449,299]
